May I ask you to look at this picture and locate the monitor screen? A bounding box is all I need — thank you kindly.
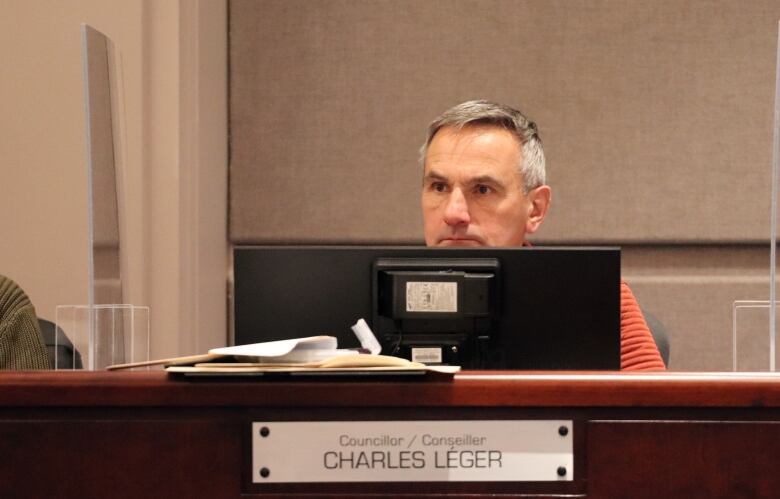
[233,246,621,370]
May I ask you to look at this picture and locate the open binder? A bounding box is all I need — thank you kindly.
[108,334,459,377]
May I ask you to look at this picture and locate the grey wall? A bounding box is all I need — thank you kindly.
[228,0,780,370]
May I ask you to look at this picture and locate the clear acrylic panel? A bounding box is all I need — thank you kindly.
[54,304,149,370]
[733,300,780,371]
[741,24,780,373]
[771,23,780,373]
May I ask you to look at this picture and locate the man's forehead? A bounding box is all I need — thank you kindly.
[423,125,523,182]
[425,125,521,163]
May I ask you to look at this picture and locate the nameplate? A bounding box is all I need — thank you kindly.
[252,420,573,483]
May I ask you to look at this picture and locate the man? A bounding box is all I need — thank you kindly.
[420,100,665,371]
[0,274,50,369]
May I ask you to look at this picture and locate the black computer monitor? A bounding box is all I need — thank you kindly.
[232,246,621,370]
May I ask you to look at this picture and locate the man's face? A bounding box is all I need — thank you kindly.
[421,125,549,247]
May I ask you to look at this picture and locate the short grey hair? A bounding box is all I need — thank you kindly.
[420,100,546,193]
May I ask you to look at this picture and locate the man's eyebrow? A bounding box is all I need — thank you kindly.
[469,175,503,186]
[423,171,504,186]
[423,170,448,182]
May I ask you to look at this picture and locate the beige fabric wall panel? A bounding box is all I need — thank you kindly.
[627,279,769,371]
[623,245,770,371]
[230,0,780,244]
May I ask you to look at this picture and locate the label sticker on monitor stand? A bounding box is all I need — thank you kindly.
[411,347,443,364]
[406,282,457,312]
[252,420,573,483]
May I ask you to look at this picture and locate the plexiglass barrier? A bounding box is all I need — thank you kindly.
[733,301,780,371]
[735,23,780,372]
[54,304,149,370]
[770,23,780,372]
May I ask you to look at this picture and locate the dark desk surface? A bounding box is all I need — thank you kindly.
[2,370,780,406]
[3,371,780,498]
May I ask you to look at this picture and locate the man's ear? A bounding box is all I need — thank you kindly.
[525,185,551,235]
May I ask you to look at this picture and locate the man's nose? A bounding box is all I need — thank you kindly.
[443,188,471,226]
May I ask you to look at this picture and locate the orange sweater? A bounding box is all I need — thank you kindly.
[620,281,665,371]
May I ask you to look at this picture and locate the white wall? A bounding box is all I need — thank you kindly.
[0,0,227,359]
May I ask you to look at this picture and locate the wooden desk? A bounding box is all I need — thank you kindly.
[2,371,780,498]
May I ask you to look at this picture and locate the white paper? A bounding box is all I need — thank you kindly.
[351,318,382,354]
[209,335,339,361]
[208,319,383,363]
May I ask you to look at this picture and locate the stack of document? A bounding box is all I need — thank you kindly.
[108,321,459,376]
[169,336,457,374]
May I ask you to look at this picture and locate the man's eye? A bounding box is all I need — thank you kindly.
[432,182,447,192]
[476,185,492,195]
